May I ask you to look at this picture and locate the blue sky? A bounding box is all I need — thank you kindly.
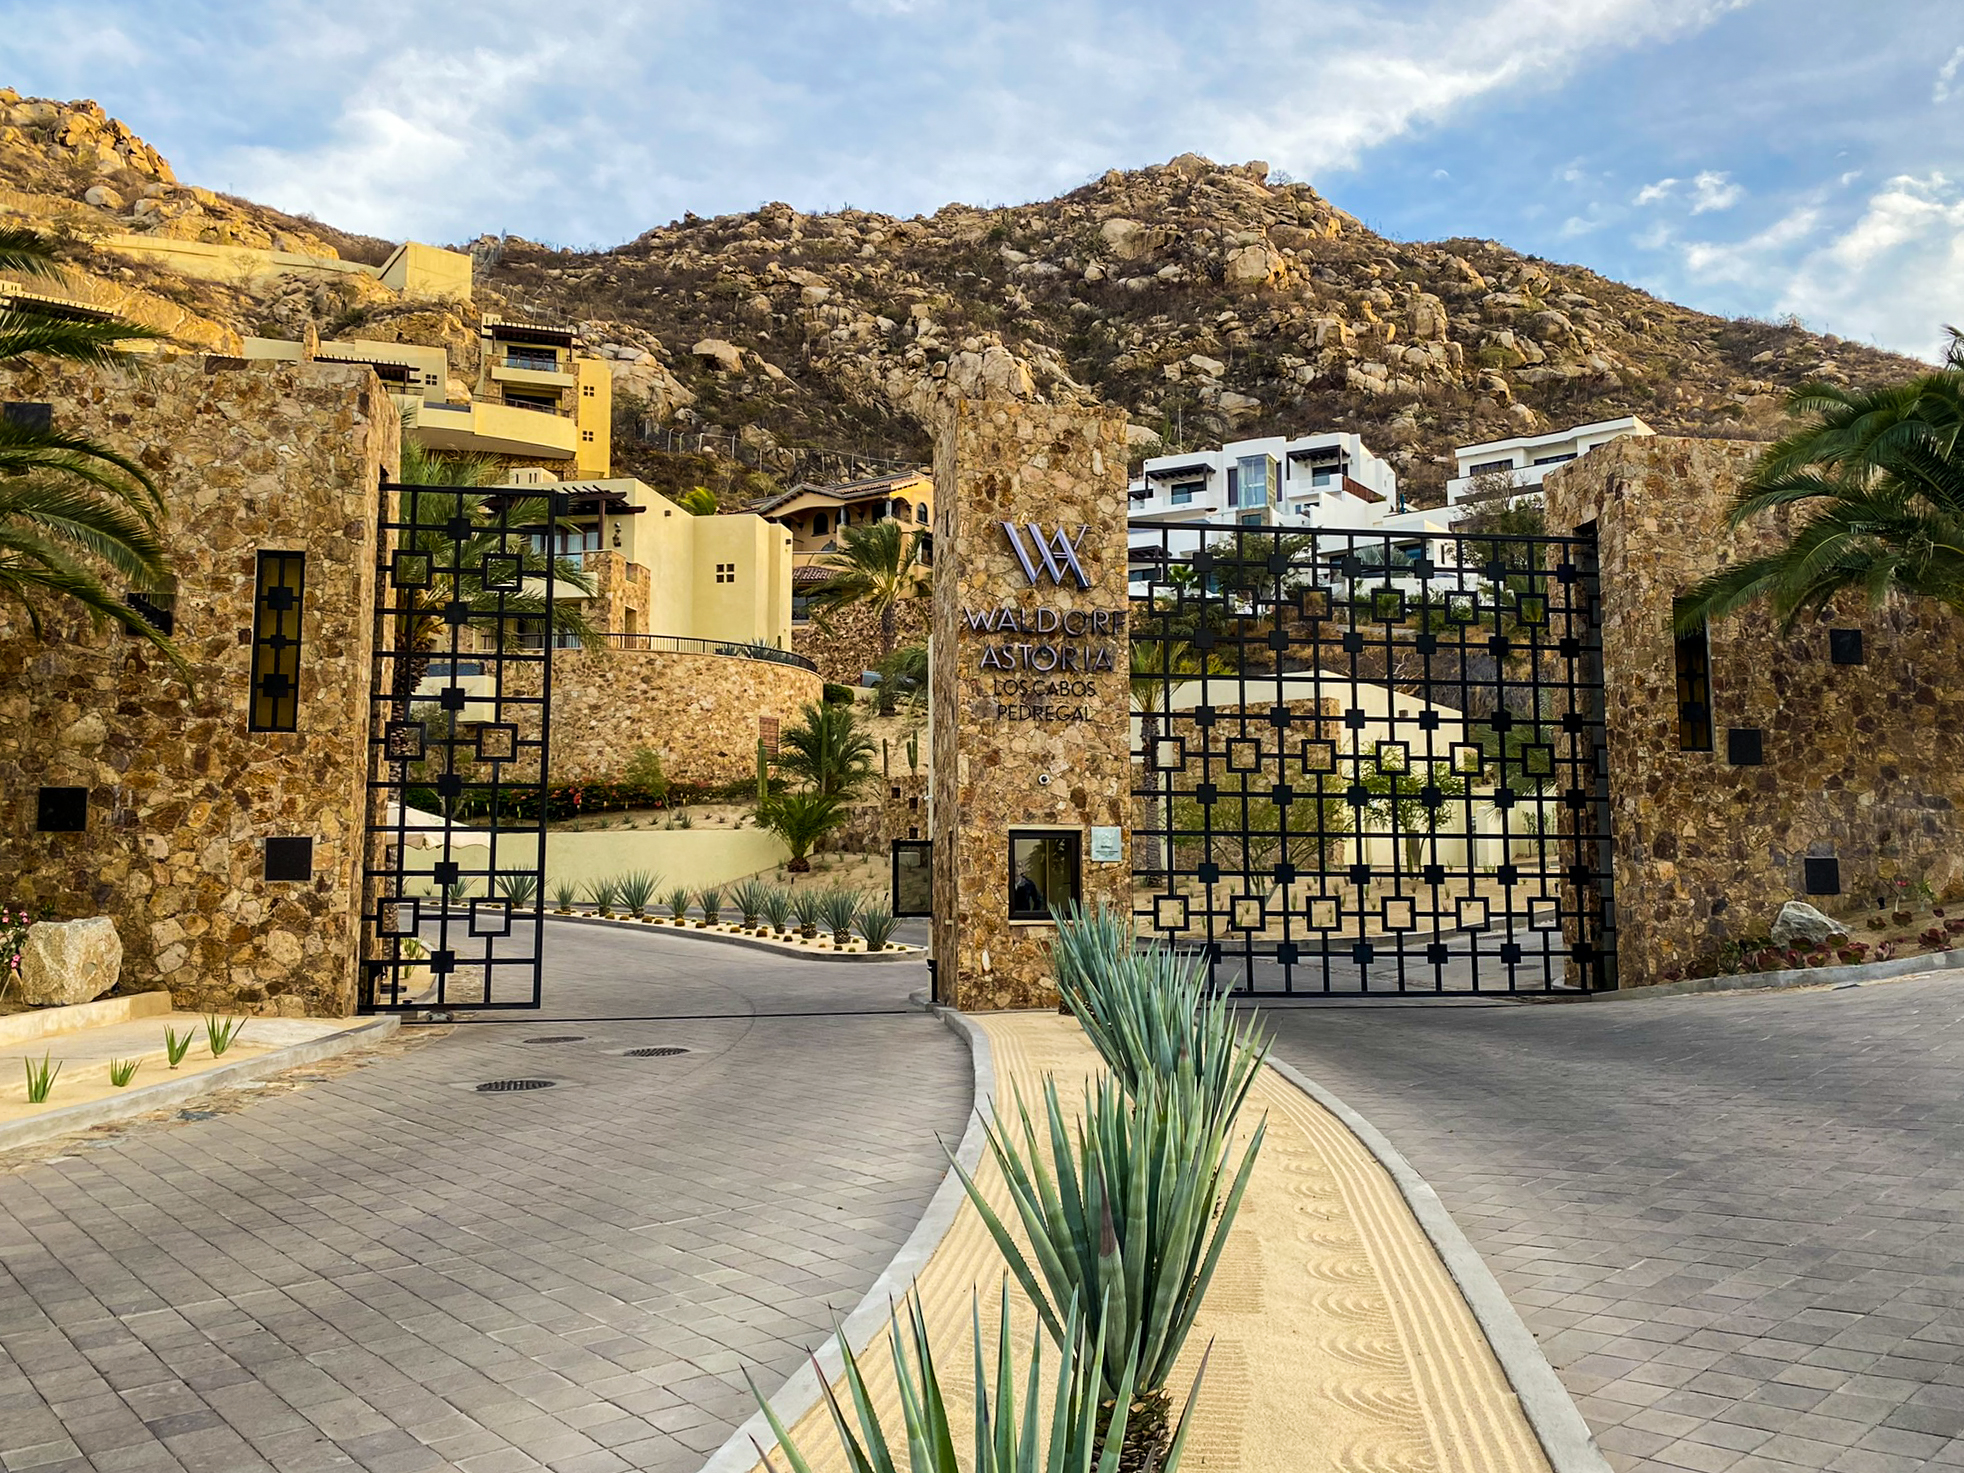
[4,0,1961,360]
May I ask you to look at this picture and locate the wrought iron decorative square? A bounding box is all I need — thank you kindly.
[359,479,559,1012]
[36,786,86,832]
[1129,520,1615,996]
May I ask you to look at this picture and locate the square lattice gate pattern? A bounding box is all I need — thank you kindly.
[1128,520,1614,995]
[360,480,562,1012]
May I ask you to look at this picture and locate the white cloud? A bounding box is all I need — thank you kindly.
[1935,44,1964,102]
[1777,173,1964,356]
[1635,177,1679,205]
[1688,169,1742,212]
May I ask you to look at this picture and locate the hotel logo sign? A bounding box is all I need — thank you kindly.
[1001,521,1094,590]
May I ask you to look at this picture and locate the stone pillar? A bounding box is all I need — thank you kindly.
[929,400,1132,1011]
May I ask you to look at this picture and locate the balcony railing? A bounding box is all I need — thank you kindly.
[521,631,818,671]
[499,354,568,373]
[502,397,569,416]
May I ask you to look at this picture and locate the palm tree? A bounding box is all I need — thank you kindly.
[775,699,875,798]
[675,485,718,516]
[806,518,930,658]
[757,790,845,872]
[0,227,180,668]
[387,445,597,718]
[1675,329,1964,630]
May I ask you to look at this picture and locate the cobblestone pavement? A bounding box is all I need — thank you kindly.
[1252,972,1964,1473]
[0,924,968,1473]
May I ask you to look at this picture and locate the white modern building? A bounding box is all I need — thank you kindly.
[1128,431,1402,531]
[1445,415,1654,507]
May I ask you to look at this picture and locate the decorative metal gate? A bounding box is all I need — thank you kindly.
[359,478,561,1012]
[1129,519,1614,996]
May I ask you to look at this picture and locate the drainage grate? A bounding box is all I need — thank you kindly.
[623,1046,691,1059]
[475,1078,557,1093]
[524,1035,587,1043]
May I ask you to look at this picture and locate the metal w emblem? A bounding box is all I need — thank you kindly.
[1001,522,1094,589]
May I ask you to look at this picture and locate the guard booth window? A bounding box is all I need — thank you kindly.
[1672,599,1713,751]
[1008,831,1081,921]
[250,551,306,731]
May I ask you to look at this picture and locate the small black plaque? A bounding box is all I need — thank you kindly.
[264,836,314,881]
[36,786,86,832]
[1804,856,1841,896]
[1829,628,1864,665]
[1727,727,1764,766]
[3,402,53,432]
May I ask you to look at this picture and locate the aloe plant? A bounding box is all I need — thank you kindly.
[662,884,693,922]
[749,1283,1204,1473]
[615,870,661,920]
[163,1026,193,1068]
[204,1014,245,1056]
[731,877,771,930]
[1050,902,1267,1129]
[789,886,824,939]
[951,1070,1262,1460]
[550,879,579,914]
[23,1053,59,1103]
[584,876,619,918]
[696,887,723,925]
[495,873,539,908]
[857,902,898,952]
[816,886,863,945]
[108,1058,140,1088]
[758,884,793,935]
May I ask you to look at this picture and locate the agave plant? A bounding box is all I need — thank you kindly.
[731,877,772,931]
[696,887,723,925]
[815,886,863,946]
[789,886,826,940]
[758,884,793,936]
[550,879,579,914]
[584,876,619,918]
[496,873,540,908]
[749,1283,1203,1473]
[952,1070,1262,1462]
[663,885,693,922]
[615,870,661,921]
[857,902,898,952]
[1050,902,1267,1129]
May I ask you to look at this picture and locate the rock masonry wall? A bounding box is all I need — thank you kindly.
[1544,436,1964,987]
[792,596,930,687]
[931,401,1132,1011]
[0,355,397,1016]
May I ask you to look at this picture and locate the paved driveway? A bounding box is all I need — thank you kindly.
[1252,973,1964,1473]
[0,925,968,1473]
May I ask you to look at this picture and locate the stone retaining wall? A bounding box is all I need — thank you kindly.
[1545,436,1964,987]
[792,596,929,686]
[0,354,397,1016]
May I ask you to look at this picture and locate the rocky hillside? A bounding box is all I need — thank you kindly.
[0,91,1929,505]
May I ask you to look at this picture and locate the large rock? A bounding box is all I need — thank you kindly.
[17,917,122,1006]
[1927,854,1964,903]
[691,338,745,374]
[1769,901,1847,948]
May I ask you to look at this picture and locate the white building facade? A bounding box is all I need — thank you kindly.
[1128,431,1402,532]
[1445,415,1654,507]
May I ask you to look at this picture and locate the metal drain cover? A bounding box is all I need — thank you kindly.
[623,1046,690,1058]
[476,1078,557,1093]
[524,1035,586,1043]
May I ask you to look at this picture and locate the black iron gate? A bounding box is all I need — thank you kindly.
[359,478,560,1012]
[1129,519,1614,996]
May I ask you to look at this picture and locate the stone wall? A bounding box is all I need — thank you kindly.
[792,596,930,686]
[0,354,397,1016]
[835,770,931,853]
[520,646,823,788]
[1544,436,1964,987]
[931,401,1132,1011]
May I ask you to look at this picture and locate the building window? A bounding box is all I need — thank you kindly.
[581,384,596,397]
[1532,452,1577,467]
[1170,480,1202,506]
[916,501,929,523]
[1239,512,1262,525]
[1672,600,1712,752]
[813,512,829,535]
[715,562,736,584]
[1236,454,1272,508]
[1469,458,1513,477]
[505,345,558,372]
[1009,831,1080,921]
[250,551,306,732]
[1226,466,1240,507]
[581,430,595,442]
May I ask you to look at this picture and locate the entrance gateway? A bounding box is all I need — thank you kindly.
[1128,519,1615,996]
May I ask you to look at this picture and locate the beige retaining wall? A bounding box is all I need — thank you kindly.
[403,827,789,895]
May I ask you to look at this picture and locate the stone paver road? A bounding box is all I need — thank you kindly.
[0,923,968,1473]
[1253,972,1964,1473]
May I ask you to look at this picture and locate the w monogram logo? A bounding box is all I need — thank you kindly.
[1001,522,1094,589]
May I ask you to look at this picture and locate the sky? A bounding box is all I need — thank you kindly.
[3,0,1961,360]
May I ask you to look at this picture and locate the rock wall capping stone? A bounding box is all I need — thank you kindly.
[1544,436,1964,988]
[930,400,1131,1011]
[0,354,397,1017]
[507,646,822,788]
[17,917,122,1006]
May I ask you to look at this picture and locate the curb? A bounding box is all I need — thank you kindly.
[1597,947,1964,1002]
[541,911,924,964]
[0,1016,402,1154]
[694,991,993,1473]
[1264,1054,1613,1473]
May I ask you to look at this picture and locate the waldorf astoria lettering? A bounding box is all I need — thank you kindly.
[963,600,1120,717]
